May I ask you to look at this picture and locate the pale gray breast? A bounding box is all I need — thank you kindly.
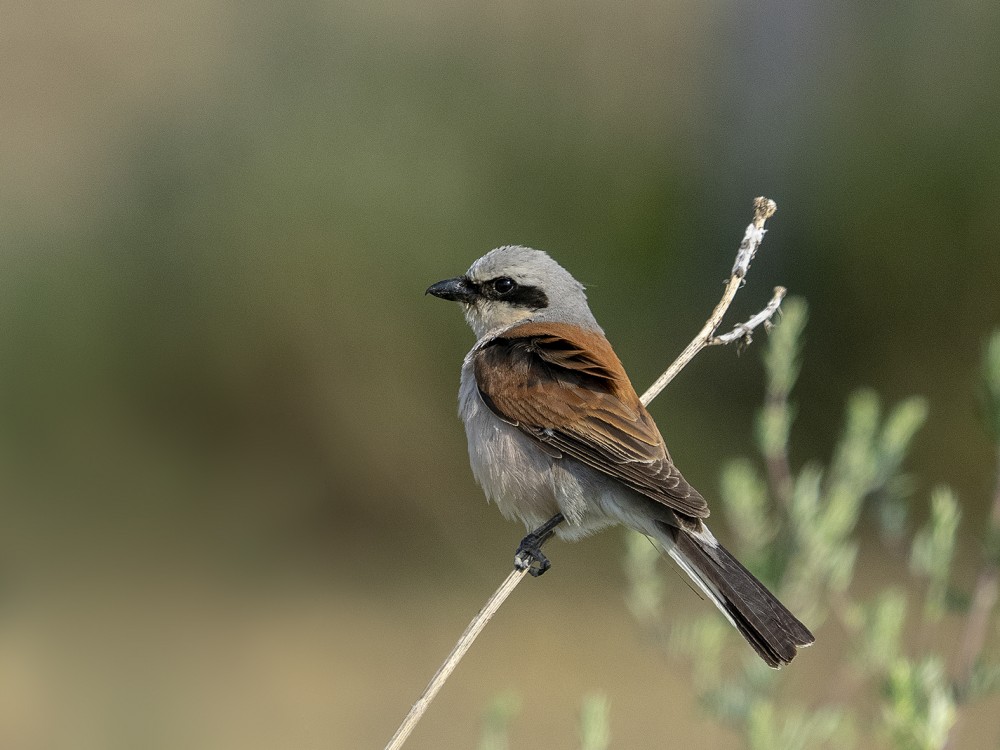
[457,357,562,528]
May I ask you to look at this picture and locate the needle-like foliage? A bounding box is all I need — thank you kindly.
[622,304,1000,749]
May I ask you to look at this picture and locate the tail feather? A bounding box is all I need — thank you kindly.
[657,522,814,668]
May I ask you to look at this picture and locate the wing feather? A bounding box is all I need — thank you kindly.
[473,322,709,519]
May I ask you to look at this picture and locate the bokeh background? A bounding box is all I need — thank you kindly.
[3,1,1000,748]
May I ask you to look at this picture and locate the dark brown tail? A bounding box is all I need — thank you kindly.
[657,521,814,668]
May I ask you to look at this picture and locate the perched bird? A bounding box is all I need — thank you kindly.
[427,246,814,667]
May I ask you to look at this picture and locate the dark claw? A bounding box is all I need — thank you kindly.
[515,537,552,576]
[513,513,564,577]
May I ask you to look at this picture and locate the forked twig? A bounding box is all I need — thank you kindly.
[640,197,778,405]
[385,197,785,750]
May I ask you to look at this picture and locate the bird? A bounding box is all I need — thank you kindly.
[426,245,814,667]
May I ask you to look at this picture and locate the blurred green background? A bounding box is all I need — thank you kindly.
[3,1,1000,748]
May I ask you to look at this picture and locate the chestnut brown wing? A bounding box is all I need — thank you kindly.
[473,322,709,519]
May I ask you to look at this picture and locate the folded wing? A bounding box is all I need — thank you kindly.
[473,321,709,519]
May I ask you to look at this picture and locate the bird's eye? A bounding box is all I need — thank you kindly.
[492,277,517,295]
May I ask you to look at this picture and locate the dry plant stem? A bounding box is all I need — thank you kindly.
[710,286,786,347]
[641,197,778,405]
[384,567,530,750]
[385,197,783,750]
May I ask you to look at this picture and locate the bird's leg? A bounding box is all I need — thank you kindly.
[514,513,565,577]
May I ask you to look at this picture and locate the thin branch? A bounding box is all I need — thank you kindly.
[709,286,786,347]
[384,567,529,750]
[385,197,785,750]
[640,197,778,405]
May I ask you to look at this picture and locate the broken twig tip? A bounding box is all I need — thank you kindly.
[753,197,778,226]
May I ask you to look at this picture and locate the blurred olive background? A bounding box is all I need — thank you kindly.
[3,1,1000,748]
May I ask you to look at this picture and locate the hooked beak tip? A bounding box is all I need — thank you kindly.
[426,276,474,302]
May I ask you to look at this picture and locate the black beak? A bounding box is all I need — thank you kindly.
[426,276,477,303]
